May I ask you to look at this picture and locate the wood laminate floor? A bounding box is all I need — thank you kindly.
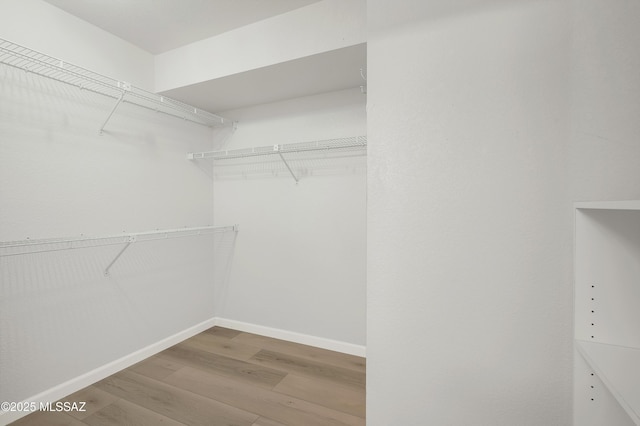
[10,327,366,426]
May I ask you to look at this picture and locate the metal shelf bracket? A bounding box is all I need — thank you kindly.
[274,145,299,183]
[99,88,127,135]
[104,235,135,276]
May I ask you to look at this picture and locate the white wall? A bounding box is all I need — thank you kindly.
[367,1,573,424]
[0,0,154,89]
[569,0,640,202]
[0,2,221,418]
[212,88,367,348]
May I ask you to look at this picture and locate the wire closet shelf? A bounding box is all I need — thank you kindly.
[0,37,229,132]
[0,225,238,276]
[187,136,367,183]
[188,136,367,160]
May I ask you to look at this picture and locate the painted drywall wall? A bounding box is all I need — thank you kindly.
[0,0,154,89]
[212,88,367,347]
[367,1,573,424]
[0,16,221,417]
[570,1,640,424]
[155,0,366,92]
[569,0,640,202]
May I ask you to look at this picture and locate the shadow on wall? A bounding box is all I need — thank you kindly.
[212,229,238,315]
[0,230,239,402]
[0,230,238,300]
[581,209,640,257]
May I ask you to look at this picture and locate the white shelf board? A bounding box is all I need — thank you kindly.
[576,340,640,425]
[575,200,640,211]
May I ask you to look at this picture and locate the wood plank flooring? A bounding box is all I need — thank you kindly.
[10,327,365,426]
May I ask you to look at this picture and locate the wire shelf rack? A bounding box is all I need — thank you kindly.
[0,37,230,132]
[187,136,367,182]
[0,225,238,276]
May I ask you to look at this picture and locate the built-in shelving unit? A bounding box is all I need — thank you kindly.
[574,201,640,426]
[0,37,230,133]
[0,225,238,277]
[187,136,367,182]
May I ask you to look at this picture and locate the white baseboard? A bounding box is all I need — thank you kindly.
[0,317,217,426]
[214,317,367,358]
[1,317,366,425]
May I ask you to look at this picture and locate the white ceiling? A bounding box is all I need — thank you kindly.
[42,0,322,54]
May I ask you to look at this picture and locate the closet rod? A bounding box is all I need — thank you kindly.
[0,38,230,130]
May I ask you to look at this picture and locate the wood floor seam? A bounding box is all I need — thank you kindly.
[96,369,261,426]
[10,326,366,426]
[270,374,365,419]
[270,387,365,420]
[249,349,366,390]
[82,398,191,426]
